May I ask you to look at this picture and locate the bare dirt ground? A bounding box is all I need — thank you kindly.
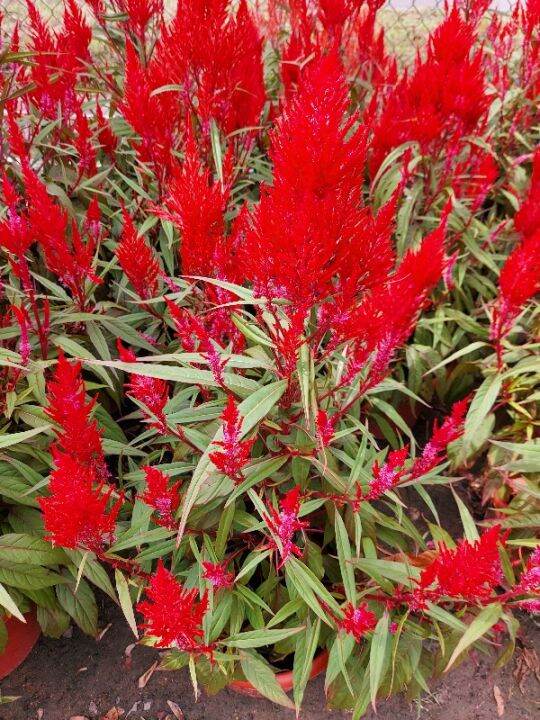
[1,599,538,720]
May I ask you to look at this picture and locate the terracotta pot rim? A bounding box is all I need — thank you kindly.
[229,648,329,698]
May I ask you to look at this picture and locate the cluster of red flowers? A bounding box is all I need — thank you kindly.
[368,8,489,175]
[40,353,121,552]
[115,210,161,301]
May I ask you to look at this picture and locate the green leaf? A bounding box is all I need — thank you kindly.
[462,375,502,453]
[225,625,304,649]
[293,616,321,712]
[0,425,51,449]
[56,577,98,636]
[452,489,479,541]
[115,569,139,639]
[335,511,356,603]
[239,651,295,709]
[0,534,65,565]
[445,604,502,671]
[369,613,389,709]
[0,582,25,622]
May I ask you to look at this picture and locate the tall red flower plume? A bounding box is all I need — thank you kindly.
[209,395,254,483]
[117,341,170,434]
[239,50,368,309]
[416,525,505,604]
[368,7,489,175]
[115,209,160,300]
[46,351,108,480]
[139,465,180,528]
[39,452,121,552]
[137,561,209,653]
[491,153,540,364]
[263,485,309,567]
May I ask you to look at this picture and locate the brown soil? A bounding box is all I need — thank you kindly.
[1,599,538,720]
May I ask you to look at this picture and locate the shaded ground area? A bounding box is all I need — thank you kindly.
[1,600,538,720]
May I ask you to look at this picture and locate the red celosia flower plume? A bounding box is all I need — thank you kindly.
[518,547,540,594]
[139,466,180,528]
[150,0,265,137]
[239,50,368,309]
[339,222,447,390]
[368,7,489,175]
[202,560,235,589]
[490,152,540,364]
[120,40,182,184]
[263,485,309,568]
[355,446,409,506]
[117,341,170,434]
[39,452,121,552]
[209,395,254,483]
[316,409,336,447]
[156,129,233,279]
[416,525,505,604]
[115,209,160,300]
[138,561,209,653]
[166,300,228,386]
[338,602,377,642]
[46,351,108,480]
[410,398,469,479]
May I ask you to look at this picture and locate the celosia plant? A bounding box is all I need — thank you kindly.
[0,0,538,714]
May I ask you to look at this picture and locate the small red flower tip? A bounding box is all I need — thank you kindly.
[138,561,210,654]
[518,546,540,594]
[202,560,235,589]
[209,395,254,484]
[416,525,506,604]
[338,602,377,643]
[263,485,309,567]
[140,466,180,529]
[363,445,409,502]
[117,341,170,434]
[410,399,469,479]
[316,409,336,447]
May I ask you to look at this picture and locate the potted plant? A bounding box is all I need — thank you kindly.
[0,0,538,712]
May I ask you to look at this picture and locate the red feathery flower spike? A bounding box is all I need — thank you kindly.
[46,351,108,480]
[140,465,180,528]
[138,561,209,653]
[117,341,170,434]
[338,602,378,643]
[202,560,235,589]
[410,398,469,479]
[115,209,160,300]
[209,395,254,483]
[40,452,121,552]
[416,525,505,604]
[263,485,309,568]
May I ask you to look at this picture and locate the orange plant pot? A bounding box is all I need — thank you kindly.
[0,609,41,680]
[229,649,329,698]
